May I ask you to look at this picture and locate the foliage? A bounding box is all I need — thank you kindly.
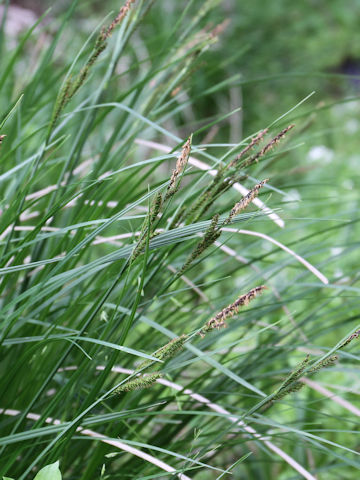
[0,1,359,479]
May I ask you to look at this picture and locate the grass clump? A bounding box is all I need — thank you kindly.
[0,1,359,480]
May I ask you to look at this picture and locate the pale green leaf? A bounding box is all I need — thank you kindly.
[33,461,61,480]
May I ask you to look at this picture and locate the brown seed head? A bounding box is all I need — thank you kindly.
[201,286,267,335]
[166,135,192,199]
[102,0,136,40]
[225,179,269,224]
[229,129,268,169]
[339,329,360,349]
[254,124,294,162]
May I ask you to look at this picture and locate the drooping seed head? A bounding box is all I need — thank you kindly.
[200,285,267,335]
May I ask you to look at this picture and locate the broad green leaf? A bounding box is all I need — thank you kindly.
[33,461,61,480]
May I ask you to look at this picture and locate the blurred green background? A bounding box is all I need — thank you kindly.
[9,0,360,130]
